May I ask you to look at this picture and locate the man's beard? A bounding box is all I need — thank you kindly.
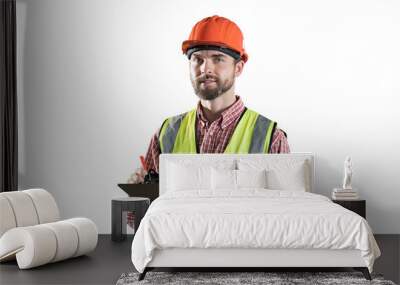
[191,73,235,101]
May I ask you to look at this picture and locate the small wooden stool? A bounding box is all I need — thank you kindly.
[111,197,150,241]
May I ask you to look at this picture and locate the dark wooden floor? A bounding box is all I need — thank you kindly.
[0,234,398,285]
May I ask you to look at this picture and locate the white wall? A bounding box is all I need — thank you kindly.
[16,0,400,234]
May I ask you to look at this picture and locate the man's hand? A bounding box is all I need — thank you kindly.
[127,167,147,184]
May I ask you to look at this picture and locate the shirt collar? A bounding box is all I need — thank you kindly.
[196,95,245,130]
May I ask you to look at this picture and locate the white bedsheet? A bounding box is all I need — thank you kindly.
[131,190,380,273]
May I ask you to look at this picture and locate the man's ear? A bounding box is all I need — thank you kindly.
[234,60,245,77]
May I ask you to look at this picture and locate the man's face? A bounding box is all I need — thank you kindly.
[189,50,242,101]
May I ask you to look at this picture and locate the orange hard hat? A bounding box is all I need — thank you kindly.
[182,15,248,63]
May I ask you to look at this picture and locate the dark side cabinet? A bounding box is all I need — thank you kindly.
[333,199,366,219]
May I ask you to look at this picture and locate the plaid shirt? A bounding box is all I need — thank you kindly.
[144,96,290,173]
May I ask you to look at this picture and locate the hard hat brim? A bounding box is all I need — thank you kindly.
[182,40,248,63]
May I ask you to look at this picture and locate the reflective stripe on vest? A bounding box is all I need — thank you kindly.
[159,112,187,153]
[159,108,276,154]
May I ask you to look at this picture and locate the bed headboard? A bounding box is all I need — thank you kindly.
[159,153,315,195]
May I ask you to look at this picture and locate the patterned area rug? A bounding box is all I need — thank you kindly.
[116,271,396,285]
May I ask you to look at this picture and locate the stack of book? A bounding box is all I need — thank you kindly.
[332,188,359,200]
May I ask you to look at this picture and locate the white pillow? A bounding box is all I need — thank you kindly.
[211,168,268,190]
[166,160,236,192]
[266,162,307,191]
[236,169,268,189]
[237,159,310,192]
[211,168,236,190]
[167,162,211,191]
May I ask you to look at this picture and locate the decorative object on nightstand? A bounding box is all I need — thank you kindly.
[111,197,150,242]
[332,188,359,200]
[332,199,366,219]
[332,156,359,200]
[332,156,365,218]
[123,155,159,202]
[118,183,159,202]
[342,156,353,190]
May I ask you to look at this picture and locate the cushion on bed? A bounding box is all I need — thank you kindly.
[166,160,235,192]
[237,169,268,189]
[167,163,210,191]
[211,168,236,190]
[211,168,268,190]
[237,158,310,191]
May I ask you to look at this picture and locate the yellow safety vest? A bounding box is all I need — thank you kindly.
[159,108,277,154]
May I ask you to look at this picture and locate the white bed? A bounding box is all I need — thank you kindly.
[131,153,380,280]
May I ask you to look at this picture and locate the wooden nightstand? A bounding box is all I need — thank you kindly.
[332,199,366,219]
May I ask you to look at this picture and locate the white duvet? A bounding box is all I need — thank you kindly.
[131,189,380,273]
